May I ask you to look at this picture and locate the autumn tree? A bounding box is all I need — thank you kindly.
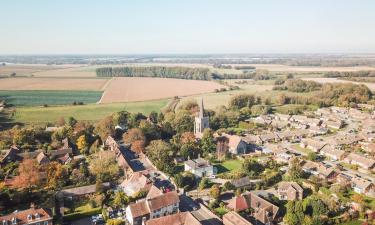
[113,191,129,207]
[123,128,146,144]
[13,159,41,190]
[95,116,115,141]
[76,135,89,155]
[209,184,221,200]
[47,162,68,189]
[146,140,174,173]
[130,140,145,154]
[89,151,119,182]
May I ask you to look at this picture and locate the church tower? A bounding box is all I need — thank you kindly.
[194,98,209,138]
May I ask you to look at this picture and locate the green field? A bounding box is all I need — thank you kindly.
[0,90,103,106]
[12,99,169,123]
[214,159,243,173]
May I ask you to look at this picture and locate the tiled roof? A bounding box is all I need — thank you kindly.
[145,212,201,225]
[147,191,179,211]
[0,207,52,224]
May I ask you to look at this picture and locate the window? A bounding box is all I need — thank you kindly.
[2,220,8,225]
[44,222,49,225]
[36,223,40,225]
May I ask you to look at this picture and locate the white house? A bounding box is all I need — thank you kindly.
[184,158,216,177]
[125,191,180,225]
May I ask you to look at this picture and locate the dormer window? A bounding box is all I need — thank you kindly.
[35,213,40,220]
[11,217,16,225]
[27,214,32,221]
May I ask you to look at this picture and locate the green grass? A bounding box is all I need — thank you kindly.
[12,98,169,123]
[340,220,362,225]
[0,90,103,106]
[214,159,243,173]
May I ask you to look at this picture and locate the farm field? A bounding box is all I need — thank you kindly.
[99,77,226,103]
[302,77,375,91]
[0,64,80,76]
[227,64,375,72]
[0,77,110,90]
[0,90,103,106]
[178,80,274,109]
[12,98,169,123]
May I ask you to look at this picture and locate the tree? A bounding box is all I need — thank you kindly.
[242,158,264,177]
[113,191,129,208]
[285,201,304,225]
[13,159,41,190]
[199,178,210,190]
[288,158,304,181]
[351,193,364,205]
[209,184,221,200]
[131,140,145,154]
[123,128,145,144]
[95,116,115,141]
[68,116,77,127]
[148,111,158,123]
[307,152,318,161]
[174,174,184,188]
[89,151,119,182]
[106,219,125,225]
[146,140,174,173]
[46,162,68,189]
[76,135,89,154]
[201,129,216,155]
[228,94,256,109]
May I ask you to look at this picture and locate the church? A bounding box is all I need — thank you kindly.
[194,98,209,138]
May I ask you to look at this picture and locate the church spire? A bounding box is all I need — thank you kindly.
[199,97,204,118]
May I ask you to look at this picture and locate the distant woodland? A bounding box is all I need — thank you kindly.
[96,66,257,80]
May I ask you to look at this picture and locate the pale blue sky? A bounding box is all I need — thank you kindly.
[1,0,375,54]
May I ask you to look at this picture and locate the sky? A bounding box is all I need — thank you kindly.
[1,0,375,54]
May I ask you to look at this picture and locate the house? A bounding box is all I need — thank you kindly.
[120,171,153,196]
[246,192,279,225]
[308,125,328,136]
[351,177,375,195]
[302,161,336,180]
[319,145,346,161]
[59,182,111,200]
[277,182,303,200]
[259,133,280,144]
[0,206,53,225]
[126,191,180,225]
[300,138,326,152]
[226,195,249,212]
[57,153,72,165]
[323,120,344,130]
[50,148,72,159]
[0,146,21,166]
[184,157,216,178]
[223,211,253,225]
[145,212,201,225]
[226,192,279,225]
[344,153,375,170]
[105,136,121,153]
[36,152,50,165]
[231,177,252,190]
[220,134,248,155]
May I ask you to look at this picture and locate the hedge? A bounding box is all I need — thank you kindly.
[63,208,102,221]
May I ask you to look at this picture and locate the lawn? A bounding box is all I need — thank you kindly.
[12,98,169,124]
[214,159,243,174]
[0,90,103,106]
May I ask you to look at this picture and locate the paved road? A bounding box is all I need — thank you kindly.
[179,195,222,225]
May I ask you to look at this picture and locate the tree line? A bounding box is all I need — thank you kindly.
[96,66,212,80]
[324,70,375,78]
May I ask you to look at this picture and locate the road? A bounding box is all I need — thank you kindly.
[179,195,223,225]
